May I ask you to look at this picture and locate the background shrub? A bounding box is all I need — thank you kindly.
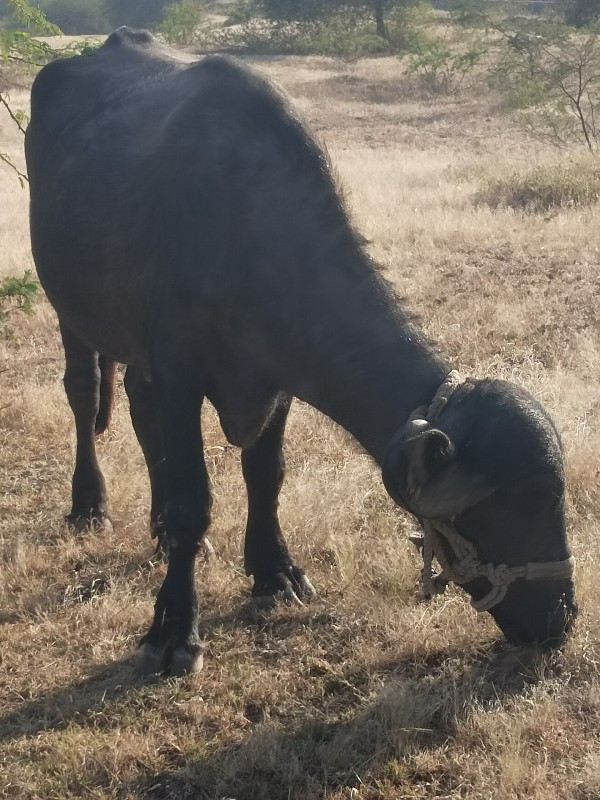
[0,270,39,339]
[0,0,171,34]
[477,160,600,212]
[565,0,600,28]
[406,26,487,93]
[167,0,428,57]
[158,0,207,46]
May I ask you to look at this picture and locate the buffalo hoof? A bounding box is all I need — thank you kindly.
[138,639,204,677]
[66,511,112,534]
[252,565,316,607]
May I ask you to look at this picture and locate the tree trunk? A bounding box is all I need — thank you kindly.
[373,0,388,40]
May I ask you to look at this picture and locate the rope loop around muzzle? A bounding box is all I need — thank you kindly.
[418,518,575,613]
[408,371,575,613]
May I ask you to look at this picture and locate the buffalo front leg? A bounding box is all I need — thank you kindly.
[242,395,315,605]
[139,369,211,676]
[124,366,214,561]
[124,366,168,554]
[60,322,110,531]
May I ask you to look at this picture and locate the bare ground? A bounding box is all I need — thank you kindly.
[1,57,600,799]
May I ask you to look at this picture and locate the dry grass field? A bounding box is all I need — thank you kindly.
[1,55,600,799]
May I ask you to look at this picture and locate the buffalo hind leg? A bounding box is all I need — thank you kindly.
[60,322,110,531]
[139,366,211,676]
[242,396,315,605]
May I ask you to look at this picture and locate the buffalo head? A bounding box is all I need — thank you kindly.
[383,377,577,648]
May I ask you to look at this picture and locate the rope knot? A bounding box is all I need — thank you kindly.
[489,563,510,586]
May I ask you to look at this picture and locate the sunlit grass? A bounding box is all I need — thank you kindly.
[0,54,599,800]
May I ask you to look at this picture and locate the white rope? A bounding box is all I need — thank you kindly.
[410,371,575,613]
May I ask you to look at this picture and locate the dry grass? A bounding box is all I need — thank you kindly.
[477,159,600,214]
[1,55,600,799]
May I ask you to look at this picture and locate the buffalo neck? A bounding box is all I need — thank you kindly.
[271,247,450,465]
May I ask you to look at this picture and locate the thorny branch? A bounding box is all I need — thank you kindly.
[0,93,27,135]
[0,151,28,184]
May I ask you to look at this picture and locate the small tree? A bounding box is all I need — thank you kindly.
[491,20,600,151]
[452,2,600,150]
[407,28,486,94]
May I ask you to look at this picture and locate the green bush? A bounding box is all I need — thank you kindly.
[190,17,306,55]
[0,270,39,338]
[496,76,550,111]
[194,2,425,58]
[158,0,206,46]
[156,0,430,57]
[295,9,388,58]
[1,0,172,35]
[190,7,392,58]
[406,27,487,93]
[258,0,417,35]
[477,160,600,212]
[386,0,430,52]
[0,0,60,35]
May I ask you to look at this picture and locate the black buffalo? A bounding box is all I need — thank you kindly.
[25,28,576,675]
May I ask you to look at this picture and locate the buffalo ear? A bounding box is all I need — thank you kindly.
[382,425,495,519]
[400,428,455,497]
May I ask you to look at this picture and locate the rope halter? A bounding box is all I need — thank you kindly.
[407,371,575,614]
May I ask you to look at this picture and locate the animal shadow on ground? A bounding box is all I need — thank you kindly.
[128,618,552,800]
[0,541,163,625]
[0,602,556,800]
[0,603,330,745]
[0,655,142,744]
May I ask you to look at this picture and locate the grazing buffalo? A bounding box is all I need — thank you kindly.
[26,28,576,675]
